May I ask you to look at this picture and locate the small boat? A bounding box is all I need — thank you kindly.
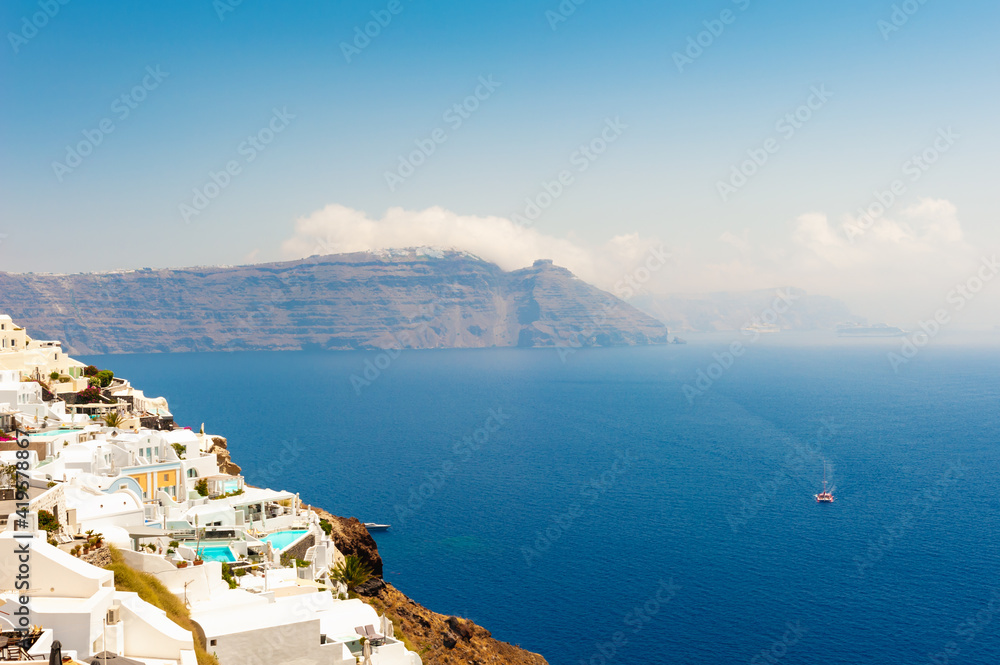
[363,523,391,531]
[815,462,835,503]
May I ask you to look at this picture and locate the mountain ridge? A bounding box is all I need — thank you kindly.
[0,249,668,354]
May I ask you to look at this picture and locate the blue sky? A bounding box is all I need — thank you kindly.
[2,0,998,324]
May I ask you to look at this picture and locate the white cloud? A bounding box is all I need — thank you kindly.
[280,203,668,291]
[681,198,992,326]
[280,199,995,328]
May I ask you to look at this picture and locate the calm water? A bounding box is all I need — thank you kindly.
[87,334,1000,664]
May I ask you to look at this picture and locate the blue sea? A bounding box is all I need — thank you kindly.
[87,333,1000,665]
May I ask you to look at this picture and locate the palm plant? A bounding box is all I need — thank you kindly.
[103,412,124,428]
[0,463,17,489]
[330,555,374,592]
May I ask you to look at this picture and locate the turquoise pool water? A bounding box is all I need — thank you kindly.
[30,428,81,437]
[259,529,308,550]
[185,544,236,562]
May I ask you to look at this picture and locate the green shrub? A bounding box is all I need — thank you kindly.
[76,386,103,404]
[221,563,239,589]
[38,509,60,533]
[194,479,208,496]
[319,518,332,536]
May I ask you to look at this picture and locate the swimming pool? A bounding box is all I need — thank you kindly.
[259,529,308,550]
[185,544,236,562]
[30,428,82,438]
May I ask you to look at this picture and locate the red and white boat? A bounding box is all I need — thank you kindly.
[815,462,835,503]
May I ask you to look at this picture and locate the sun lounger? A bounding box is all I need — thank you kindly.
[363,624,385,645]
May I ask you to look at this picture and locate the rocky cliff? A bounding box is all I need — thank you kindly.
[0,250,666,354]
[308,506,548,665]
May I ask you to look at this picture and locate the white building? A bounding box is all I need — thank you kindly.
[0,533,197,664]
[0,369,42,408]
[190,591,419,665]
[0,315,85,380]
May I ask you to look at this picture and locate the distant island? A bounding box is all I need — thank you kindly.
[632,287,861,333]
[835,323,907,337]
[0,250,667,355]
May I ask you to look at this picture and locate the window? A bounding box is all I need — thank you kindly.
[119,484,128,490]
[209,640,217,647]
[163,473,170,481]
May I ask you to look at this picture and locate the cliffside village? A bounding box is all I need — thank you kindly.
[0,314,421,665]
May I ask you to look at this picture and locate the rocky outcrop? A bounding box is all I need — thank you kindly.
[306,504,547,664]
[0,250,666,354]
[365,582,548,665]
[208,436,241,475]
[306,506,383,578]
[80,545,112,568]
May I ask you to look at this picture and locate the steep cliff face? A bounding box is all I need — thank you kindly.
[307,507,384,578]
[208,437,242,475]
[0,250,666,354]
[308,506,548,665]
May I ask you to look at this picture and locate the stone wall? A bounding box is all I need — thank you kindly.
[281,532,315,562]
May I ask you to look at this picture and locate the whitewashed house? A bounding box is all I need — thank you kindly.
[0,533,197,665]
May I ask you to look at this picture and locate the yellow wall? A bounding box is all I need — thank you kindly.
[158,469,177,490]
[129,473,148,496]
[128,467,178,498]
